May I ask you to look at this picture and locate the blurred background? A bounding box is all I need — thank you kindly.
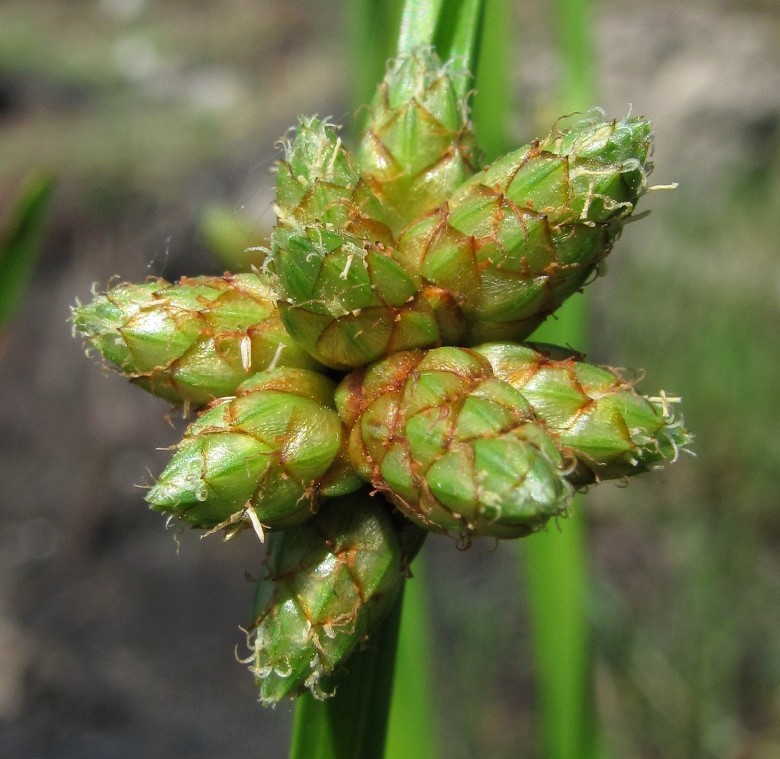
[1,0,779,757]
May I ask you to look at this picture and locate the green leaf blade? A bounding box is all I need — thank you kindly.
[0,173,55,327]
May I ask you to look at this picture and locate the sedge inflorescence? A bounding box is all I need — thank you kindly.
[72,47,690,703]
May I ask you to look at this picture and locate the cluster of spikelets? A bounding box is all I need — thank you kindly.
[72,48,690,704]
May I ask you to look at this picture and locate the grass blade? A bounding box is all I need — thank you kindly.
[0,173,55,327]
[197,204,265,272]
[469,0,510,161]
[520,507,599,759]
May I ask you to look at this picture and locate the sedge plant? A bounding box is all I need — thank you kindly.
[73,1,691,755]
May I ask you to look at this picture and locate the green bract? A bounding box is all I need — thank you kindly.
[397,113,653,343]
[72,273,321,407]
[336,347,572,539]
[146,368,361,533]
[476,342,691,485]
[248,493,426,703]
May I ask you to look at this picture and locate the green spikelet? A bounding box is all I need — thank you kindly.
[270,224,462,370]
[247,492,426,703]
[357,47,478,235]
[335,347,572,539]
[146,368,361,533]
[275,116,393,244]
[72,273,322,407]
[476,342,691,485]
[397,113,654,343]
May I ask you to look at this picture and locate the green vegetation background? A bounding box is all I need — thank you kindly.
[1,1,778,757]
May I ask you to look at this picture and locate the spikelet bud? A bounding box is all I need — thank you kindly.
[275,116,393,244]
[476,342,691,485]
[270,224,452,369]
[336,347,572,539]
[247,493,425,703]
[398,114,654,344]
[145,368,361,533]
[357,47,478,234]
[72,273,322,407]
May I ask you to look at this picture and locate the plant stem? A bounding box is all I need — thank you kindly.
[346,0,403,130]
[385,557,439,759]
[432,0,485,98]
[397,0,444,54]
[554,0,595,111]
[288,588,405,759]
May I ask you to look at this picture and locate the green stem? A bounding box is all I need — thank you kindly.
[288,588,405,759]
[346,0,403,130]
[397,0,444,54]
[433,0,486,98]
[521,508,598,759]
[385,556,439,759]
[554,0,595,111]
[469,0,510,161]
